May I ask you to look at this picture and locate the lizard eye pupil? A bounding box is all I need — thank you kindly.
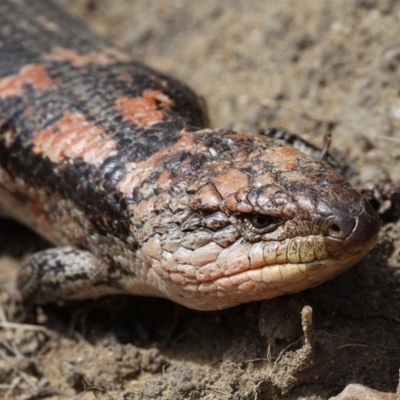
[247,214,277,232]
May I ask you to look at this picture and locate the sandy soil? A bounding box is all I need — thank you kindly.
[1,0,400,399]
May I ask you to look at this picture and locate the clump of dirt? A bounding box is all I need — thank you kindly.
[1,0,400,399]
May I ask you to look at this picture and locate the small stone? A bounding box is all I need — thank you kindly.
[382,45,400,70]
[329,383,396,400]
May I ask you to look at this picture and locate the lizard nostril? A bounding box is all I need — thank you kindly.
[322,215,356,239]
[329,222,341,237]
[323,199,381,255]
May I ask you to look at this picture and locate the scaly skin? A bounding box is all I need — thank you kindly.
[0,0,381,310]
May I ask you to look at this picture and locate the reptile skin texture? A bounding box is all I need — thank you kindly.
[0,0,381,310]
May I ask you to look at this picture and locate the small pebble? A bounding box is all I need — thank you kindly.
[329,383,396,400]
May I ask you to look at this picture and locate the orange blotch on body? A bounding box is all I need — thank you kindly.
[31,111,117,164]
[117,89,175,129]
[0,65,56,98]
[117,132,196,197]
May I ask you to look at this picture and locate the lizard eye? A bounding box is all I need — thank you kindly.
[246,214,278,233]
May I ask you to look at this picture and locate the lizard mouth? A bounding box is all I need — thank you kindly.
[177,251,371,311]
[170,199,381,310]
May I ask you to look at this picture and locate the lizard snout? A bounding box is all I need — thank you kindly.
[322,198,381,255]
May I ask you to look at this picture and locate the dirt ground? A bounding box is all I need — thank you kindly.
[1,0,400,399]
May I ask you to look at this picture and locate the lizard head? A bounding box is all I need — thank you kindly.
[131,129,381,310]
